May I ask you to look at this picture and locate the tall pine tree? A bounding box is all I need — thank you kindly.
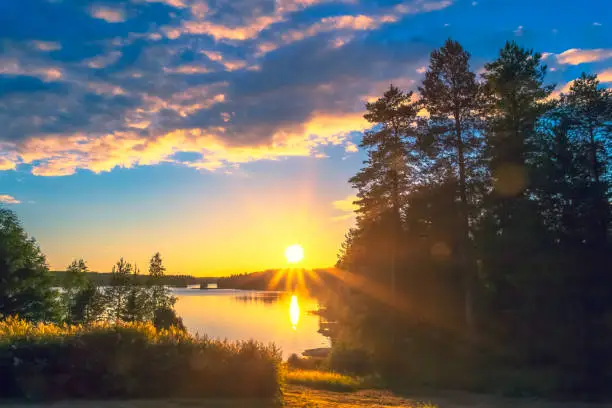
[418,39,484,329]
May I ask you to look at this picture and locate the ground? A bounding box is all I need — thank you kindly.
[2,386,610,408]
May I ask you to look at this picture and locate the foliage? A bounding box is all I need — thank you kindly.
[0,209,59,322]
[334,38,612,397]
[326,343,372,376]
[0,316,282,400]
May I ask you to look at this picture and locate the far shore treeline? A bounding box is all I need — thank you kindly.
[49,270,201,288]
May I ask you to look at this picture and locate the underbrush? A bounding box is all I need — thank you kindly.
[0,316,282,400]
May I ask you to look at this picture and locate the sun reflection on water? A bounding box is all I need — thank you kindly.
[289,294,300,330]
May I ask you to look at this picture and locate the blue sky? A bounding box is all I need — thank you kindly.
[1,0,610,275]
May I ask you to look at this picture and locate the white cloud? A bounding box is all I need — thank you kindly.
[514,25,524,36]
[556,48,612,65]
[0,195,20,204]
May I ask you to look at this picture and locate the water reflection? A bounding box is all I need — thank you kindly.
[289,295,300,330]
[171,288,329,357]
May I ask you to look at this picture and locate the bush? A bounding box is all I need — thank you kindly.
[0,317,281,400]
[286,353,321,370]
[327,343,372,376]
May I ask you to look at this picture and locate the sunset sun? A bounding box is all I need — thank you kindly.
[285,244,304,264]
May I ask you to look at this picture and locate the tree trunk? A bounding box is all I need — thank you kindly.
[455,112,474,331]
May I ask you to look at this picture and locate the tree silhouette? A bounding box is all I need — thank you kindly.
[0,209,59,322]
[419,39,484,329]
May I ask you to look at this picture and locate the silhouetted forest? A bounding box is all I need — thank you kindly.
[217,269,338,292]
[50,270,199,288]
[326,39,612,397]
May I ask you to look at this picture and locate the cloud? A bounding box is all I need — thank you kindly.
[344,141,358,153]
[30,41,62,51]
[83,51,123,69]
[268,0,452,50]
[0,195,20,205]
[599,68,612,83]
[89,6,126,23]
[180,15,283,41]
[514,25,523,36]
[0,0,445,177]
[556,48,612,65]
[0,157,17,171]
[332,195,358,221]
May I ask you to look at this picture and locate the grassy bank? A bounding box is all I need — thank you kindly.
[0,317,281,400]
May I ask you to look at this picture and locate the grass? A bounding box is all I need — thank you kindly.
[285,369,365,392]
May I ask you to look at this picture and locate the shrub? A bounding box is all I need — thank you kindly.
[326,343,372,376]
[0,317,281,400]
[286,353,321,370]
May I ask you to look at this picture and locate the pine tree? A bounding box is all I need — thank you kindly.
[121,265,150,323]
[62,259,90,324]
[106,258,132,321]
[0,209,59,322]
[562,73,612,245]
[418,38,484,329]
[147,252,175,316]
[350,85,419,293]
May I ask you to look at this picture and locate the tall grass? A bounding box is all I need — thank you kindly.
[0,316,282,400]
[285,369,364,392]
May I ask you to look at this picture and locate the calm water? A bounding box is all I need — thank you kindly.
[171,288,330,357]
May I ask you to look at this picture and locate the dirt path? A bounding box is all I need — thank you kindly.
[2,386,610,407]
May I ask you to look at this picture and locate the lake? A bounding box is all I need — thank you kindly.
[171,288,330,357]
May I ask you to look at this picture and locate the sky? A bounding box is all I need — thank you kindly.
[0,0,611,276]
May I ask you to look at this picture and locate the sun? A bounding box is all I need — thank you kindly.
[285,244,304,264]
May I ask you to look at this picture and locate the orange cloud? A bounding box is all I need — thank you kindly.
[556,48,612,65]
[0,157,17,171]
[0,195,20,204]
[182,15,283,41]
[599,68,612,83]
[84,51,122,69]
[202,51,247,71]
[163,65,212,74]
[0,58,63,81]
[272,1,452,51]
[11,110,370,176]
[89,6,126,23]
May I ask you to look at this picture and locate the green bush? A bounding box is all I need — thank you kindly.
[286,353,321,371]
[327,343,372,376]
[0,317,281,400]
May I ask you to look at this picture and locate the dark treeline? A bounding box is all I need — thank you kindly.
[50,270,199,288]
[329,39,612,397]
[217,268,339,294]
